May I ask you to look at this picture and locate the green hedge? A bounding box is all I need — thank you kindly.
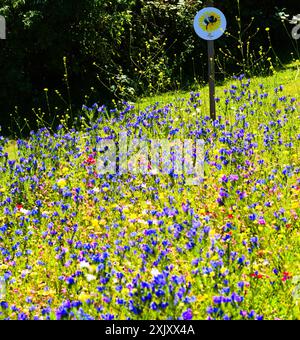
[0,0,299,135]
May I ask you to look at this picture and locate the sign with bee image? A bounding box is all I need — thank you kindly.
[194,7,227,41]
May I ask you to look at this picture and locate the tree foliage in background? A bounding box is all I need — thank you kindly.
[0,0,299,135]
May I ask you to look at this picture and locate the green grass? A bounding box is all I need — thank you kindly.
[4,140,17,161]
[136,67,300,112]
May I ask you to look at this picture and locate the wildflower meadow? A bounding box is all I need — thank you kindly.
[0,67,299,320]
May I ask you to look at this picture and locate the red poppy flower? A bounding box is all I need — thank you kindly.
[85,156,96,165]
[250,273,263,279]
[282,271,291,281]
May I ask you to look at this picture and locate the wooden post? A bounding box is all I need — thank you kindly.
[208,40,216,120]
[206,0,216,120]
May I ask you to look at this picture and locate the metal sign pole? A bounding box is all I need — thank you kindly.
[206,0,216,121]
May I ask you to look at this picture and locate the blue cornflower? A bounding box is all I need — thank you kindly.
[213,296,222,304]
[150,302,158,311]
[65,277,75,285]
[18,313,28,320]
[0,302,8,309]
[182,308,193,320]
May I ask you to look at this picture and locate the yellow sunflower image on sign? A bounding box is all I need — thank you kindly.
[199,12,221,32]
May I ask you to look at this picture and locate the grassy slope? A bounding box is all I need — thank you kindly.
[5,65,300,160]
[138,65,300,109]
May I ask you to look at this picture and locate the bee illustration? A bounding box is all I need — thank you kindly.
[204,15,218,30]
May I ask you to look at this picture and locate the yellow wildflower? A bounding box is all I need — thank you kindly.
[57,178,67,188]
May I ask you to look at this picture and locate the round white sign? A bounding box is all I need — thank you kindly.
[194,7,227,41]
